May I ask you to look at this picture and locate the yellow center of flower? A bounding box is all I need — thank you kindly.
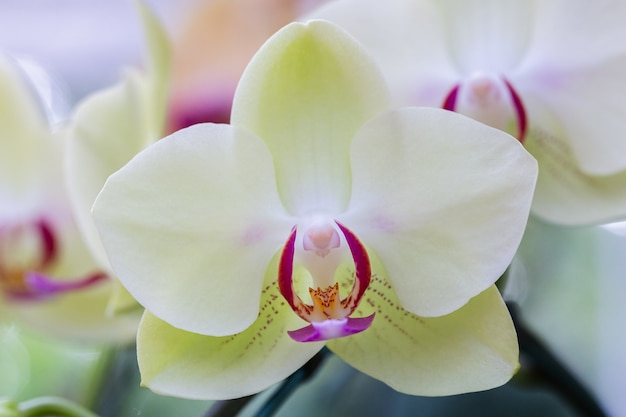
[308,283,347,322]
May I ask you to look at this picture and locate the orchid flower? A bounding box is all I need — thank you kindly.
[0,54,137,341]
[65,0,169,315]
[312,0,626,225]
[93,20,537,399]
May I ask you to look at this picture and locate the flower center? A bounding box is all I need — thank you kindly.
[442,72,527,142]
[0,220,56,295]
[278,219,375,342]
[0,219,106,301]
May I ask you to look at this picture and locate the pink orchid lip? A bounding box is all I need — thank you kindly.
[287,314,375,343]
[278,220,374,343]
[442,76,528,143]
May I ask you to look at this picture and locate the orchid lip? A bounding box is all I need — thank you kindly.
[287,314,376,343]
[278,220,374,342]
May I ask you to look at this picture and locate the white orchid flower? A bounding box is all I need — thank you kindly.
[93,21,537,399]
[0,54,136,341]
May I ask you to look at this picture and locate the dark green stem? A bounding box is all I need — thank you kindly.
[509,302,607,417]
[253,347,330,417]
[202,396,256,417]
[201,348,330,417]
[89,344,140,417]
[19,397,100,417]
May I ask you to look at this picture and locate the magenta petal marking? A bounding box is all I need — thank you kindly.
[288,314,376,343]
[37,220,57,268]
[442,83,460,111]
[277,226,298,310]
[503,78,528,143]
[10,271,108,301]
[335,221,371,315]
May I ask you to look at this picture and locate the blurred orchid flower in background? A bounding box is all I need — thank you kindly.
[93,20,537,399]
[311,0,626,225]
[65,0,170,317]
[0,54,137,342]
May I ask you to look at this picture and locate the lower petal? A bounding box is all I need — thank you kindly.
[138,264,323,400]
[328,257,518,395]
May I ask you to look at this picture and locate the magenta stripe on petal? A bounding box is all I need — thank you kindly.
[37,220,57,268]
[277,226,305,317]
[10,271,108,301]
[503,78,528,143]
[288,314,375,343]
[335,221,371,315]
[442,83,460,111]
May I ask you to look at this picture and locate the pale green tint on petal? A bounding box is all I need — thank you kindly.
[0,54,50,215]
[328,254,518,395]
[342,108,537,317]
[138,255,322,400]
[93,123,293,336]
[517,59,626,176]
[524,102,626,225]
[0,327,29,397]
[437,0,532,74]
[309,0,457,107]
[231,20,391,216]
[135,0,171,139]
[67,70,151,271]
[106,278,142,316]
[67,3,170,271]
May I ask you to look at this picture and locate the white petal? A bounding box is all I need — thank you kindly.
[523,101,626,225]
[93,123,293,336]
[310,0,457,107]
[342,107,537,317]
[513,1,626,175]
[231,20,391,215]
[516,60,626,176]
[67,2,170,271]
[436,0,532,74]
[0,54,51,216]
[67,70,152,271]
